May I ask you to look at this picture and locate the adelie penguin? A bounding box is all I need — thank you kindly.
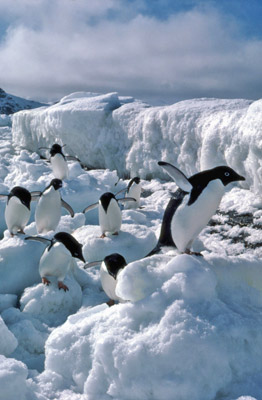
[82,192,136,238]
[39,144,83,180]
[25,232,85,291]
[0,186,32,236]
[116,177,142,209]
[84,253,127,306]
[32,179,74,234]
[149,162,245,256]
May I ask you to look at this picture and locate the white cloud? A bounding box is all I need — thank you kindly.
[0,0,261,104]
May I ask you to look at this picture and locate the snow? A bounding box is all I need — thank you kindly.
[0,92,262,399]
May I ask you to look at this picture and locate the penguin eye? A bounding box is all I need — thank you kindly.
[224,172,230,177]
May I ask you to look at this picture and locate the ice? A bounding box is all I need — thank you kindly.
[0,92,262,399]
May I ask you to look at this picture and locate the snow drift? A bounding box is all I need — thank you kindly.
[0,92,261,399]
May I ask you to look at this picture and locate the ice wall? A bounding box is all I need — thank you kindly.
[12,92,262,192]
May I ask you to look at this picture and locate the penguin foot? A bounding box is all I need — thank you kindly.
[58,281,69,292]
[184,249,203,257]
[42,277,51,286]
[100,233,106,238]
[107,299,115,307]
[17,229,25,235]
[112,232,119,236]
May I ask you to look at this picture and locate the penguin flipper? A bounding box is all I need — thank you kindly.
[82,202,99,213]
[61,198,75,217]
[115,188,127,196]
[0,194,8,198]
[117,197,136,204]
[65,155,81,162]
[83,260,102,269]
[158,161,192,192]
[25,236,52,245]
[30,191,42,201]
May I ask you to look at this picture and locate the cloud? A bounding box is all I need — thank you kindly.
[0,0,262,104]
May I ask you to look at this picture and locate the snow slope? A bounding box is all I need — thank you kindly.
[0,93,262,399]
[0,88,47,115]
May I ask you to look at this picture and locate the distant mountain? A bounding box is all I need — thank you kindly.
[0,88,47,115]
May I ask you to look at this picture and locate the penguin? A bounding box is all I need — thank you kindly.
[25,232,85,291]
[44,144,69,180]
[84,253,127,306]
[82,192,136,238]
[115,177,142,209]
[39,144,88,180]
[33,179,74,234]
[149,162,245,256]
[125,177,142,209]
[0,186,31,236]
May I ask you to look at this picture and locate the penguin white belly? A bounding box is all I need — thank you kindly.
[5,197,30,234]
[35,188,61,233]
[39,242,71,282]
[51,154,68,180]
[171,179,225,252]
[99,200,122,234]
[125,184,141,209]
[100,262,123,301]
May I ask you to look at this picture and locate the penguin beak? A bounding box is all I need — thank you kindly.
[235,174,245,181]
[78,253,85,263]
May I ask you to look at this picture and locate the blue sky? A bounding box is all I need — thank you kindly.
[0,0,261,104]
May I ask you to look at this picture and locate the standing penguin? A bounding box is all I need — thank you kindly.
[39,144,85,180]
[33,179,74,234]
[82,192,135,238]
[0,186,31,236]
[150,161,245,255]
[43,144,68,180]
[125,177,142,209]
[84,253,127,306]
[25,232,85,291]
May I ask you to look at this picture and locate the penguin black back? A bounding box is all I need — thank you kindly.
[100,192,116,213]
[127,177,140,192]
[53,232,85,261]
[8,187,31,210]
[104,253,127,279]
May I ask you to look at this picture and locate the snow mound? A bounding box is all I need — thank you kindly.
[0,316,18,356]
[0,355,28,400]
[74,222,157,263]
[20,270,83,327]
[38,253,262,400]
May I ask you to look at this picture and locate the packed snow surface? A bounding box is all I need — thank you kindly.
[0,92,262,399]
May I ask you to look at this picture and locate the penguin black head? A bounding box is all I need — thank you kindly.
[8,186,31,210]
[50,144,64,157]
[128,177,140,191]
[194,166,245,187]
[50,179,63,190]
[100,192,116,213]
[54,232,85,262]
[187,166,245,206]
[104,253,127,280]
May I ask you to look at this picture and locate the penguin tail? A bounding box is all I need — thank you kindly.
[145,242,162,257]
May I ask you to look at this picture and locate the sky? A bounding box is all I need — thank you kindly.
[0,0,262,105]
